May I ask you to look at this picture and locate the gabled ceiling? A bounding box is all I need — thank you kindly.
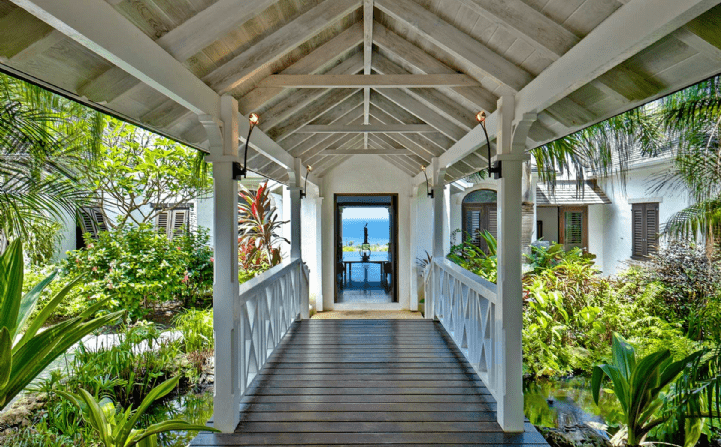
[1,0,721,184]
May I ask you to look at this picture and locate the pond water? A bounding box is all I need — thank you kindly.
[524,376,624,437]
[147,388,214,446]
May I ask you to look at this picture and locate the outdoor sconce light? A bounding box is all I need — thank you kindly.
[300,165,312,199]
[233,112,260,180]
[421,165,433,198]
[476,111,502,179]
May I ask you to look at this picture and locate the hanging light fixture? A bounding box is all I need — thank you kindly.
[233,112,260,180]
[421,165,433,198]
[476,111,502,179]
[300,165,312,199]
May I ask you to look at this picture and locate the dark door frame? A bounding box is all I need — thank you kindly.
[333,193,399,303]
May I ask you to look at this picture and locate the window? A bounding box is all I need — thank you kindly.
[156,208,189,240]
[632,202,659,258]
[462,189,497,253]
[559,206,588,250]
[78,207,108,238]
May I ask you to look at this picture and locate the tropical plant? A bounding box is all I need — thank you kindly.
[238,182,288,268]
[174,308,213,353]
[0,72,105,239]
[652,76,721,244]
[524,242,595,274]
[64,224,213,319]
[447,230,497,283]
[81,118,212,229]
[591,333,699,446]
[0,239,122,410]
[57,375,218,447]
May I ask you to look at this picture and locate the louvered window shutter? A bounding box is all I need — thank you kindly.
[92,209,108,233]
[157,211,170,238]
[488,208,498,239]
[564,211,583,245]
[171,210,188,239]
[80,208,97,236]
[632,203,659,257]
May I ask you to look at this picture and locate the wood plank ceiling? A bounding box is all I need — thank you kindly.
[1,0,721,183]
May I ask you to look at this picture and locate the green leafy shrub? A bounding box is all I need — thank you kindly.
[22,263,92,322]
[447,231,497,283]
[174,309,213,353]
[64,224,213,319]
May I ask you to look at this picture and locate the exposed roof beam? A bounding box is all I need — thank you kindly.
[373,87,466,141]
[373,24,497,112]
[155,0,276,62]
[8,0,299,170]
[238,22,364,114]
[315,155,353,178]
[375,0,533,92]
[437,0,720,173]
[8,29,64,62]
[285,99,364,157]
[255,74,480,88]
[258,53,364,130]
[203,0,359,94]
[371,53,476,131]
[11,0,219,118]
[298,124,436,133]
[0,8,54,60]
[674,25,721,62]
[268,88,361,141]
[454,0,579,59]
[363,0,373,149]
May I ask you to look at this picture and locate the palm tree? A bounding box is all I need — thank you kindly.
[0,72,104,240]
[653,76,721,244]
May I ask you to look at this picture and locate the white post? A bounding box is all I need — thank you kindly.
[409,185,419,312]
[200,95,241,433]
[494,95,535,432]
[287,159,302,261]
[314,196,324,312]
[429,157,446,320]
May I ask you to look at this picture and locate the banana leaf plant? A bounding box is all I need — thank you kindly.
[58,375,218,447]
[0,239,123,410]
[591,333,700,446]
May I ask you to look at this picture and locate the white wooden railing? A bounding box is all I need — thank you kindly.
[423,258,499,399]
[236,258,310,393]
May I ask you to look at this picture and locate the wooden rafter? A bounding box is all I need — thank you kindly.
[203,0,359,94]
[375,0,533,92]
[297,124,435,133]
[255,74,480,88]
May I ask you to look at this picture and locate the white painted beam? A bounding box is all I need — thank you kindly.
[156,0,276,62]
[324,148,411,155]
[363,0,373,150]
[437,0,719,171]
[375,0,533,92]
[203,0,359,94]
[254,74,480,88]
[297,124,436,133]
[12,0,220,118]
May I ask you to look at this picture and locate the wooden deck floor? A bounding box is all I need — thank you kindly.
[190,319,548,446]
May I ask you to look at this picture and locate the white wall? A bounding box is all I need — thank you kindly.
[321,155,412,310]
[597,161,692,275]
[536,207,558,243]
[588,204,605,267]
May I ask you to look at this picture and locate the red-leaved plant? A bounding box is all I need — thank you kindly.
[238,182,288,269]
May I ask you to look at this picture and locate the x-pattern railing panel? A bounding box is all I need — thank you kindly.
[424,258,499,398]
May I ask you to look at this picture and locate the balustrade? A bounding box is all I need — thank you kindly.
[423,258,499,399]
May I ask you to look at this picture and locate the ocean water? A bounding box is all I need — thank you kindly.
[341,218,390,246]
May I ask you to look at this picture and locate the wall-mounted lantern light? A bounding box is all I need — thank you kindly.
[300,165,312,199]
[476,111,502,179]
[233,112,260,180]
[421,165,433,198]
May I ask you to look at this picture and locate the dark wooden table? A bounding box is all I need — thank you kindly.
[342,260,390,287]
[190,319,549,446]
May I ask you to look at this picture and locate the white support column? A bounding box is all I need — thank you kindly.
[429,157,446,320]
[494,95,535,433]
[315,196,324,312]
[287,159,303,261]
[200,95,241,433]
[409,185,419,312]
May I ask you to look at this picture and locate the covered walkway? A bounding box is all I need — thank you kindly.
[190,319,546,446]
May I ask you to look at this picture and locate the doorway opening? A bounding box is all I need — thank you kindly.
[334,194,398,304]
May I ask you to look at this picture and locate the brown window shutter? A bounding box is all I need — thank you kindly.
[632,204,644,257]
[488,208,498,239]
[79,208,97,236]
[646,204,659,255]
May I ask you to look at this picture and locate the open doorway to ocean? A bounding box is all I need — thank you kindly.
[334,194,398,304]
